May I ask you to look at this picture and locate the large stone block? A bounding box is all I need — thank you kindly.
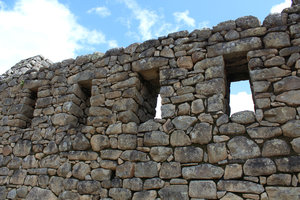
[266,187,300,200]
[275,156,300,172]
[182,164,224,179]
[51,113,78,127]
[243,158,276,176]
[144,131,169,146]
[227,136,261,160]
[134,161,158,178]
[159,162,181,179]
[26,187,57,200]
[158,185,188,200]
[263,32,290,48]
[207,37,262,57]
[282,120,300,137]
[217,180,264,194]
[132,57,168,72]
[276,90,300,106]
[189,181,217,199]
[190,122,212,144]
[172,116,197,131]
[174,146,203,163]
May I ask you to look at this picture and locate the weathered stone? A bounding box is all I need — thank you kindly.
[72,133,90,150]
[113,98,138,112]
[40,155,60,169]
[207,37,262,57]
[247,127,282,139]
[262,139,290,157]
[276,90,300,106]
[290,23,300,36]
[236,16,260,29]
[26,187,57,200]
[118,110,140,124]
[51,113,77,127]
[266,187,300,200]
[10,169,27,185]
[220,192,243,200]
[194,56,224,70]
[59,191,80,200]
[182,164,224,179]
[191,99,205,114]
[161,104,176,118]
[63,102,83,117]
[160,68,187,80]
[171,93,194,104]
[240,27,267,38]
[43,141,58,155]
[196,78,225,96]
[174,146,203,163]
[116,161,135,178]
[120,150,150,162]
[135,161,158,178]
[91,134,110,151]
[91,168,111,181]
[227,136,261,159]
[68,151,98,161]
[101,150,122,160]
[158,185,188,200]
[244,158,276,176]
[207,142,227,163]
[291,137,300,153]
[144,178,165,190]
[161,46,174,58]
[144,131,169,146]
[264,107,296,124]
[247,49,278,59]
[89,107,112,116]
[207,94,224,112]
[77,181,101,194]
[111,77,140,90]
[282,120,300,137]
[213,20,236,32]
[279,46,300,56]
[170,130,191,146]
[118,134,137,150]
[267,174,292,186]
[250,67,290,81]
[72,162,90,180]
[189,181,217,199]
[159,162,181,179]
[13,140,31,157]
[189,122,212,144]
[224,30,240,41]
[132,190,157,200]
[275,156,300,172]
[123,178,142,191]
[263,13,287,28]
[217,180,264,194]
[172,116,197,130]
[49,176,64,195]
[264,56,285,67]
[57,162,71,177]
[219,123,245,135]
[138,120,161,132]
[274,76,300,93]
[224,164,243,179]
[177,56,193,69]
[263,32,290,48]
[132,57,168,72]
[150,147,173,162]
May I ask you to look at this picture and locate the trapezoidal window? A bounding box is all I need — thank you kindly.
[77,80,92,124]
[224,53,255,116]
[137,68,161,121]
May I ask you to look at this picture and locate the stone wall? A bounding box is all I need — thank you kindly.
[0,2,300,200]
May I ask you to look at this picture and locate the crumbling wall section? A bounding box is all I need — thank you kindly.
[0,2,300,200]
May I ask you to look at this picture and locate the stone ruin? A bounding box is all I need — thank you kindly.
[0,1,300,200]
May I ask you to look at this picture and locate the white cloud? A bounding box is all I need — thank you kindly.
[271,0,291,13]
[230,92,254,115]
[0,0,115,74]
[173,10,195,27]
[87,6,111,17]
[119,0,158,40]
[108,40,118,48]
[199,21,210,29]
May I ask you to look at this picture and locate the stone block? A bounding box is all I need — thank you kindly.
[182,164,224,179]
[189,181,217,199]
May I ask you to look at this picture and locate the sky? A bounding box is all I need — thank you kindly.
[0,0,293,115]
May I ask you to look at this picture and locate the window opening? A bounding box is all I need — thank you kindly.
[78,80,92,124]
[225,54,255,116]
[25,88,37,128]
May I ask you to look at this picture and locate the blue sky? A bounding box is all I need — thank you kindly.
[0,0,293,113]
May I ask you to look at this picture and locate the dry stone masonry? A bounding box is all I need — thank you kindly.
[0,1,300,199]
